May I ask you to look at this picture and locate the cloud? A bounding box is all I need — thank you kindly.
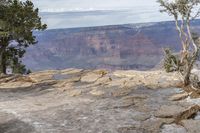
[40,9,172,29]
[32,0,172,29]
[33,0,159,12]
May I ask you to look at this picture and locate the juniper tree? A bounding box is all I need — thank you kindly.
[0,0,46,74]
[158,0,200,86]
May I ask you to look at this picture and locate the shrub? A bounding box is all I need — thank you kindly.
[163,48,180,73]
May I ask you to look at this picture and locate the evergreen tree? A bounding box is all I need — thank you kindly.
[0,0,47,74]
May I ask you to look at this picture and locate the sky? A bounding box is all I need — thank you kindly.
[31,0,172,29]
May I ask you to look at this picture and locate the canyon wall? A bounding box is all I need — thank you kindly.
[23,20,200,71]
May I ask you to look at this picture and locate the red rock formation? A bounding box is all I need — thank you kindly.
[23,21,200,71]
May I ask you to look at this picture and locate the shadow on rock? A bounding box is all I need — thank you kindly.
[0,119,35,133]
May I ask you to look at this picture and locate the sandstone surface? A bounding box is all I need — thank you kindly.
[0,69,199,133]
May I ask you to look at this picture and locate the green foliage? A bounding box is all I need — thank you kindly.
[3,0,47,45]
[0,0,47,74]
[163,48,180,73]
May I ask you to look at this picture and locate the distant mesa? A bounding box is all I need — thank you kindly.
[23,20,200,71]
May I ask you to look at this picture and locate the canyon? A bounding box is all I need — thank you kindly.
[2,20,200,133]
[22,20,200,71]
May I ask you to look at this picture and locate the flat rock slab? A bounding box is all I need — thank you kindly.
[0,82,33,90]
[181,120,200,133]
[0,87,189,133]
[0,69,198,133]
[169,92,189,101]
[155,105,186,118]
[161,124,187,133]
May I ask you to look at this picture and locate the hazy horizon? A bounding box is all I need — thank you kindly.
[32,0,173,29]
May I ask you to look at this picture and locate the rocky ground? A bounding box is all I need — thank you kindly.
[0,69,200,133]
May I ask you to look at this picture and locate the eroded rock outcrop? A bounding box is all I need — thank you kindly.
[0,69,199,133]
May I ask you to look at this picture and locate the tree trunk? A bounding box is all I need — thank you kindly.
[183,64,192,86]
[0,37,8,74]
[183,49,199,86]
[181,22,199,86]
[0,48,6,74]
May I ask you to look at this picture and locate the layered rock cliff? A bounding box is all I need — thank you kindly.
[23,20,200,71]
